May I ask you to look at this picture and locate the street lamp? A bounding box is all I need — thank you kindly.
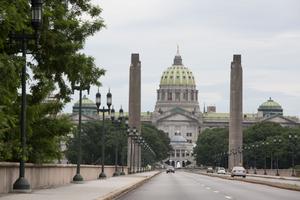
[112,107,126,177]
[273,138,282,176]
[11,0,43,192]
[127,127,138,174]
[262,141,269,175]
[72,84,90,182]
[288,134,298,176]
[95,89,112,178]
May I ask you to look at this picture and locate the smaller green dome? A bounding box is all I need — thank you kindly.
[74,95,96,107]
[258,97,282,110]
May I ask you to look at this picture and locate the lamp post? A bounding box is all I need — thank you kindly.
[251,144,258,174]
[273,138,282,176]
[112,107,127,176]
[95,89,112,179]
[289,134,298,177]
[127,127,138,174]
[262,142,269,175]
[11,0,43,192]
[72,84,90,182]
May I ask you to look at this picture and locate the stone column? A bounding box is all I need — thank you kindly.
[128,54,141,173]
[228,54,243,170]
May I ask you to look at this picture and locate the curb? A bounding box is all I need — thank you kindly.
[97,171,161,200]
[186,171,300,192]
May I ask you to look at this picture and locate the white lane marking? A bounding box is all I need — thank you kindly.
[225,196,232,199]
[205,187,211,190]
[214,190,219,193]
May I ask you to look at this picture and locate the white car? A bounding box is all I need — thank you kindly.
[231,166,246,178]
[217,167,226,174]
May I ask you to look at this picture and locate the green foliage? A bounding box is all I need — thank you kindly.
[65,121,171,166]
[193,122,300,169]
[194,128,228,166]
[0,0,105,162]
[141,123,172,164]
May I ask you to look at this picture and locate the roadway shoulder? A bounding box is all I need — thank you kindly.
[185,170,300,192]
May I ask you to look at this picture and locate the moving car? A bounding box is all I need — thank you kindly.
[231,166,246,178]
[166,166,175,173]
[217,167,226,174]
[206,167,214,173]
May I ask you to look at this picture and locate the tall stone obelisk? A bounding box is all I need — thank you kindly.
[128,54,141,173]
[228,54,243,170]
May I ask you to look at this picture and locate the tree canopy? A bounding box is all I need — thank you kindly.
[0,0,105,163]
[194,122,300,169]
[66,121,172,166]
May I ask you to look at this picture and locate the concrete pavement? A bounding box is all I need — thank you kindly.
[0,171,159,200]
[118,171,300,200]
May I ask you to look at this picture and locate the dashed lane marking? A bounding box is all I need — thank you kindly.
[214,190,219,193]
[225,196,232,199]
[205,187,211,190]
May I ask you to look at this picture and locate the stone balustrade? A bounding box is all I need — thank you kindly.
[0,162,127,194]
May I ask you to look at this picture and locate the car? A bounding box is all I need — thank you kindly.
[217,167,226,174]
[231,166,246,178]
[206,167,214,173]
[166,166,175,173]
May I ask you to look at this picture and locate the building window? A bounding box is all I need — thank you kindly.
[176,152,180,157]
[182,152,185,157]
[183,90,188,100]
[157,91,160,100]
[186,133,192,137]
[161,91,165,100]
[175,92,180,101]
[191,90,194,101]
[168,92,172,100]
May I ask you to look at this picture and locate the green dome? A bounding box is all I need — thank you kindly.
[258,98,282,110]
[74,95,96,107]
[160,66,195,86]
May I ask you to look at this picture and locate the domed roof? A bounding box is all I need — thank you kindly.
[74,95,96,108]
[160,47,196,86]
[170,135,188,143]
[258,97,282,110]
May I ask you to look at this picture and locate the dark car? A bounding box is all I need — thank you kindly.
[166,166,175,173]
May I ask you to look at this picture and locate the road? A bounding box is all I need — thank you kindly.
[118,171,300,200]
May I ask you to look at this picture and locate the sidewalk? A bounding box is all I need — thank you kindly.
[0,171,160,200]
[246,173,300,181]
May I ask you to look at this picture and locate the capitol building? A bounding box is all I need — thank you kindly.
[69,48,300,168]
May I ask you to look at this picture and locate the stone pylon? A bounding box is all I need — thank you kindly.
[128,54,141,173]
[228,54,243,170]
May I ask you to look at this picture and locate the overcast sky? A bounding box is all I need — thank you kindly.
[63,0,300,118]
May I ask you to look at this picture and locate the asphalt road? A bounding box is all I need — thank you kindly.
[118,171,300,200]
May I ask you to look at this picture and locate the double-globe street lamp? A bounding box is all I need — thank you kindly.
[111,107,129,176]
[10,0,43,192]
[127,127,138,174]
[288,134,298,176]
[273,138,282,176]
[95,89,112,178]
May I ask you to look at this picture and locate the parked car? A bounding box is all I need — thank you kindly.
[206,167,214,173]
[231,166,246,178]
[166,166,175,173]
[217,167,226,174]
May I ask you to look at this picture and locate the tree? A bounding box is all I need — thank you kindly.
[141,123,172,164]
[0,0,105,163]
[193,122,300,169]
[194,128,228,167]
[65,121,172,166]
